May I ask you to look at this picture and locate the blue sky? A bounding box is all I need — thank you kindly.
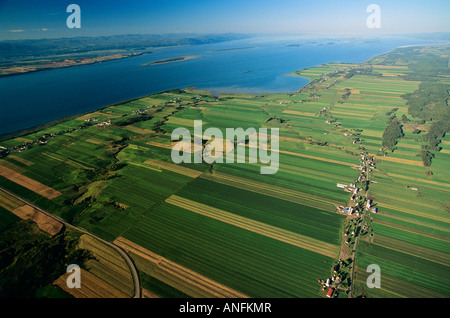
[1,0,449,40]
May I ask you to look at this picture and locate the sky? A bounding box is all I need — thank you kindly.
[0,0,449,40]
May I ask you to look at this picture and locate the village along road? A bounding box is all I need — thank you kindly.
[0,186,141,298]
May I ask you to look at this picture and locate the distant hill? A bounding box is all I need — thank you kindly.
[0,33,250,59]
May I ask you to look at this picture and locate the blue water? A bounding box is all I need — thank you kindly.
[0,34,440,137]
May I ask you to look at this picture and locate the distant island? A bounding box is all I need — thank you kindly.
[142,55,202,66]
[0,52,145,77]
[208,47,255,53]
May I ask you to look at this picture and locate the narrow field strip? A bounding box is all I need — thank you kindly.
[42,152,95,170]
[127,161,162,172]
[142,289,161,298]
[114,236,248,298]
[282,110,317,117]
[165,195,339,258]
[6,155,34,166]
[373,234,450,266]
[377,202,450,225]
[143,159,203,178]
[277,149,355,167]
[376,211,450,233]
[85,138,105,145]
[201,171,337,211]
[122,125,155,135]
[146,141,173,149]
[373,217,450,242]
[387,173,450,189]
[373,155,423,167]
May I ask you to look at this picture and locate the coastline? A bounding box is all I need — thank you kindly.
[0,52,148,79]
[0,88,183,142]
[1,42,439,142]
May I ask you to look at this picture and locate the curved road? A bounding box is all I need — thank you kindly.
[0,187,141,298]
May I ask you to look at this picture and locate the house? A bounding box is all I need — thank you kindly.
[327,288,334,298]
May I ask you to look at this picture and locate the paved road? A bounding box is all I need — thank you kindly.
[0,186,141,298]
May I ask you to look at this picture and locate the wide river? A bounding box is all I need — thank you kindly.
[0,34,441,137]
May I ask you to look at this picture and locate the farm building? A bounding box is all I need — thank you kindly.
[327,288,334,298]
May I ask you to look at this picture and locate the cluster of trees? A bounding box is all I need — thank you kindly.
[344,66,380,79]
[403,82,450,121]
[382,115,404,150]
[403,82,450,167]
[338,88,352,104]
[0,222,92,297]
[389,48,450,168]
[115,113,153,126]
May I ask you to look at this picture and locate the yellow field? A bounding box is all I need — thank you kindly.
[146,141,173,149]
[54,268,130,298]
[76,111,106,121]
[373,155,423,167]
[11,205,62,235]
[0,165,61,199]
[78,235,134,297]
[122,125,155,135]
[144,159,203,178]
[85,138,105,145]
[277,149,354,167]
[142,289,160,298]
[167,117,206,127]
[282,110,317,117]
[373,65,409,70]
[166,195,339,258]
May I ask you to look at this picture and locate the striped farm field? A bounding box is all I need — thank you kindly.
[122,201,337,297]
[201,171,338,211]
[166,195,339,258]
[78,235,134,297]
[174,177,345,245]
[0,165,61,199]
[355,241,450,296]
[54,268,130,298]
[114,236,248,298]
[354,264,448,298]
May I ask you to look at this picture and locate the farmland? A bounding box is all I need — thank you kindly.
[0,44,449,298]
